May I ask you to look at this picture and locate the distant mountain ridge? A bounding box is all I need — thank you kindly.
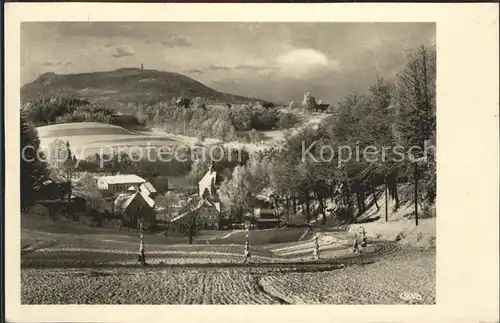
[21,68,264,108]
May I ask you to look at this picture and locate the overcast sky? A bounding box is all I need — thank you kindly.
[21,22,435,104]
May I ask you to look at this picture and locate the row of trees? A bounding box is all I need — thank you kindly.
[144,102,300,141]
[22,93,300,142]
[20,123,105,223]
[217,45,436,226]
[20,116,48,209]
[20,45,435,228]
[22,96,116,126]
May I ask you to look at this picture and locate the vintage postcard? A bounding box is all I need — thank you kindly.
[4,3,499,323]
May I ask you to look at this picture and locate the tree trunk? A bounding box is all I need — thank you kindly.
[67,181,73,219]
[371,180,379,211]
[304,191,311,223]
[394,183,400,210]
[292,194,297,214]
[422,47,431,141]
[388,172,400,210]
[355,190,361,215]
[343,182,350,207]
[188,225,194,244]
[360,184,366,212]
[354,181,366,215]
[384,174,389,222]
[318,196,327,225]
[188,215,197,244]
[285,195,290,221]
[414,163,419,226]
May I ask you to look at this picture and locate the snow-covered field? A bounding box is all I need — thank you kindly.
[21,183,436,305]
[22,247,435,304]
[37,122,185,157]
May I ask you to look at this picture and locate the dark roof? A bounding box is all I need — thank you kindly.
[255,218,280,223]
[315,103,329,110]
[170,198,221,223]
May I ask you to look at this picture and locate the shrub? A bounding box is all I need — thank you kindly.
[325,106,336,114]
[192,97,206,110]
[230,105,253,131]
[277,112,300,129]
[22,96,115,126]
[251,106,278,130]
[248,128,263,144]
[194,129,206,141]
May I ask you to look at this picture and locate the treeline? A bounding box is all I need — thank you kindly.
[20,115,49,209]
[139,102,300,141]
[218,45,436,225]
[21,96,146,128]
[20,45,435,228]
[75,144,250,191]
[21,96,116,126]
[22,95,300,141]
[21,124,252,211]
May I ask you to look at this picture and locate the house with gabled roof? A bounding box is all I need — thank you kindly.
[245,187,282,229]
[198,163,222,199]
[114,190,155,228]
[169,196,221,233]
[140,181,157,198]
[97,174,146,194]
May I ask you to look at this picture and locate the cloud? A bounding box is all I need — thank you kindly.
[230,60,278,75]
[234,64,267,71]
[207,65,231,71]
[112,46,135,58]
[104,43,114,48]
[43,61,60,66]
[161,35,192,48]
[184,68,203,74]
[65,62,72,66]
[275,48,339,77]
[277,48,328,67]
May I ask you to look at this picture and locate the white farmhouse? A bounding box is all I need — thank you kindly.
[97,174,149,194]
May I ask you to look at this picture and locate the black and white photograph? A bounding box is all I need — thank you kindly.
[4,4,498,320]
[17,21,438,305]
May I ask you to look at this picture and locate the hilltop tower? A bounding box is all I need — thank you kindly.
[141,63,144,71]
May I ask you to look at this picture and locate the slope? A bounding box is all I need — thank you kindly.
[21,68,263,107]
[37,122,185,157]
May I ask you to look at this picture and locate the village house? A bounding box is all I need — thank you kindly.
[28,178,75,218]
[245,188,281,230]
[155,192,188,223]
[197,163,221,199]
[28,189,89,219]
[33,178,70,201]
[140,181,157,198]
[114,189,156,228]
[97,174,145,193]
[69,191,89,214]
[315,104,329,112]
[169,197,221,234]
[97,174,157,198]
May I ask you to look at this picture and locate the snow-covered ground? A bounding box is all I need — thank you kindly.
[151,111,332,154]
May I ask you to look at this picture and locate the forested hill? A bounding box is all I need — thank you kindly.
[21,68,262,107]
